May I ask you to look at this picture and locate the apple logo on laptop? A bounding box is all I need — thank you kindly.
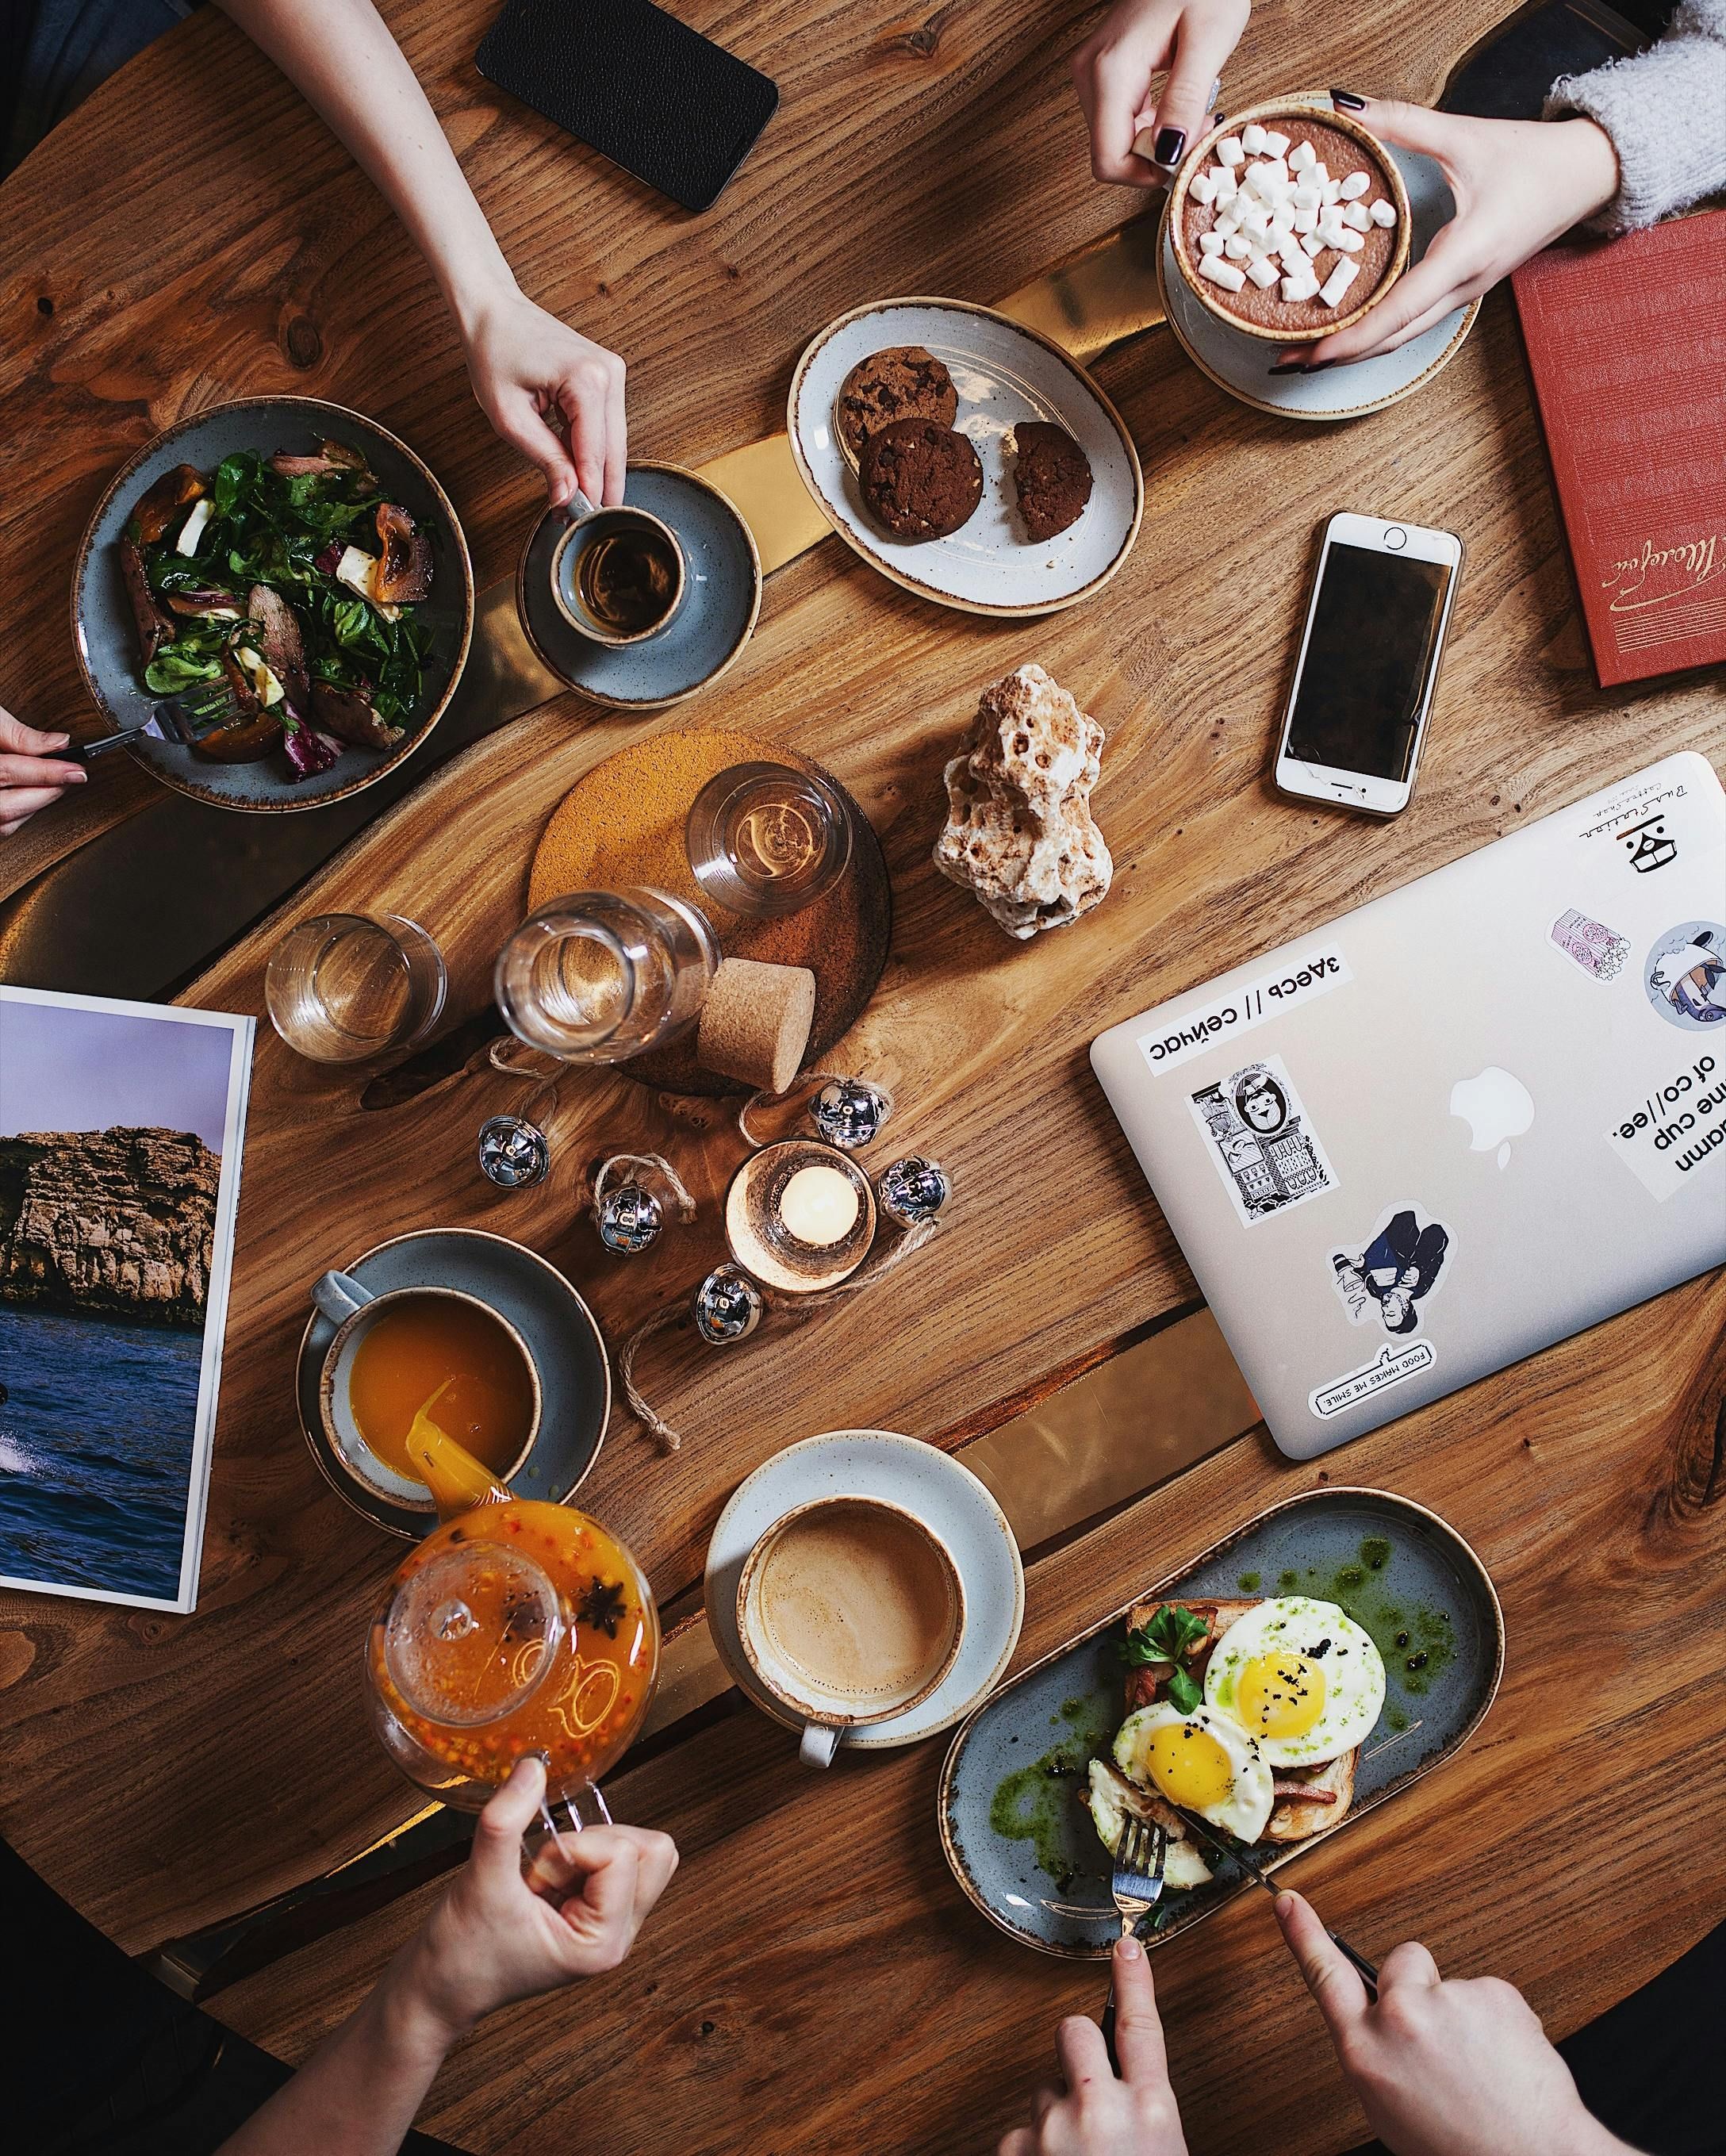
[1450,1066,1535,1169]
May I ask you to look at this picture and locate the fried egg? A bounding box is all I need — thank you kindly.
[1084,1760,1214,1887]
[1113,1701,1274,1843]
[1202,1596,1385,1768]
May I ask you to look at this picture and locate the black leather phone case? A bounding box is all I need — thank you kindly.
[477,0,778,214]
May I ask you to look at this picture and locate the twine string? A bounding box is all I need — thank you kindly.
[592,1152,696,1223]
[736,1071,893,1149]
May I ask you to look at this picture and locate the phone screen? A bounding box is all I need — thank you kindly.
[1285,544,1454,781]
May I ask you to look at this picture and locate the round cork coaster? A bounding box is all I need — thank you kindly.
[527,729,892,1095]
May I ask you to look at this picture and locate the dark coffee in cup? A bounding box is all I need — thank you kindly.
[550,504,687,647]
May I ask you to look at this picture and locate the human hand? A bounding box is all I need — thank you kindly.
[0,707,86,836]
[458,284,628,508]
[997,1935,1190,2156]
[1072,0,1247,185]
[393,1756,677,2045]
[1273,98,1619,371]
[1275,1892,1627,2156]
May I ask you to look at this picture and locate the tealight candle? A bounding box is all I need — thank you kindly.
[777,1163,860,1247]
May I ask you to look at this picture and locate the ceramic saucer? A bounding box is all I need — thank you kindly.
[297,1227,611,1538]
[788,298,1143,617]
[705,1429,1024,1751]
[516,462,761,709]
[1156,126,1480,421]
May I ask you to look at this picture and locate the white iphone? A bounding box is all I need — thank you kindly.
[1273,512,1463,818]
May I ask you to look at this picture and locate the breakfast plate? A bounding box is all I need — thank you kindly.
[72,395,473,810]
[706,1429,1024,1751]
[788,299,1143,617]
[1156,98,1480,421]
[296,1229,610,1538]
[938,1486,1503,1957]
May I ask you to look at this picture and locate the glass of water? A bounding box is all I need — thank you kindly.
[493,888,718,1065]
[266,914,447,1064]
[685,761,853,919]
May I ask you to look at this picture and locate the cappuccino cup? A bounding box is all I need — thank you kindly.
[736,1494,965,1767]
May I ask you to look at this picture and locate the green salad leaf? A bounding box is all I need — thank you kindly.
[1118,1603,1210,1713]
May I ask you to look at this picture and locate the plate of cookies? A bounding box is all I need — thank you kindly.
[788,298,1143,617]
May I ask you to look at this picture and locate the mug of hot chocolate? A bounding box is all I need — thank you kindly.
[1167,98,1412,343]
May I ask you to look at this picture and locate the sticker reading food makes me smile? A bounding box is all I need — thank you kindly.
[1310,1340,1436,1421]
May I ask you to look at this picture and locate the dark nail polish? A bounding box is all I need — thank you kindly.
[1302,359,1337,374]
[1330,88,1367,111]
[1153,126,1186,167]
[1268,359,1306,375]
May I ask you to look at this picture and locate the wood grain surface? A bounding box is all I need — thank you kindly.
[1,0,1723,2149]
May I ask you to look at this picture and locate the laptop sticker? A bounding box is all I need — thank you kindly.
[1310,1340,1436,1421]
[1189,1054,1337,1226]
[1643,922,1726,1031]
[1607,1048,1724,1200]
[1574,770,1690,874]
[1328,1203,1452,1337]
[1137,944,1350,1076]
[1549,908,1630,984]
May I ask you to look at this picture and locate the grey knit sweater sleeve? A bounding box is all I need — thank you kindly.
[1545,0,1726,232]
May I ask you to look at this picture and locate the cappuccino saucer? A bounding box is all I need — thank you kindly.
[516,462,761,710]
[705,1429,1024,1752]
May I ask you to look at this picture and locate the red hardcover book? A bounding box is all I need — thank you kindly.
[1513,209,1726,687]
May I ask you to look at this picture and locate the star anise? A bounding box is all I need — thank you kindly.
[577,1575,627,1640]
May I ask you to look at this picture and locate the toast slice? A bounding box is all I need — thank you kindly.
[1122,1598,1257,1713]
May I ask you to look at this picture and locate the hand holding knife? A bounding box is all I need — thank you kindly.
[1165,1801,1380,1999]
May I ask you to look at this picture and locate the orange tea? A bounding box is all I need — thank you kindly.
[348,1295,535,1483]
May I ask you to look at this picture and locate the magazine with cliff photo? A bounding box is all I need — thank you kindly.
[0,986,253,1613]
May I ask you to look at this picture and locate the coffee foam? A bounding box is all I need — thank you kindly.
[757,1501,957,1707]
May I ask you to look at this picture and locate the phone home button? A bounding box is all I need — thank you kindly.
[1383,526,1408,550]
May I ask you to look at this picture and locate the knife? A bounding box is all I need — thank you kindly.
[1164,1802,1379,2000]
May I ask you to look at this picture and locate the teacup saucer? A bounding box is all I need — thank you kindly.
[297,1227,611,1538]
[516,462,761,709]
[705,1429,1024,1751]
[1156,129,1480,420]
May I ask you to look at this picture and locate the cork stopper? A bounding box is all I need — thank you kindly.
[697,958,815,1095]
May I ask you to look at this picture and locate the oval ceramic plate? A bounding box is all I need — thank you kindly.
[296,1228,611,1539]
[706,1429,1024,1751]
[939,1487,1503,1957]
[788,299,1143,616]
[72,395,474,809]
[1157,102,1480,421]
[516,464,761,708]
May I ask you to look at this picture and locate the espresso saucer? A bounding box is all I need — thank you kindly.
[1156,125,1480,421]
[705,1429,1024,1751]
[516,463,761,709]
[297,1228,611,1538]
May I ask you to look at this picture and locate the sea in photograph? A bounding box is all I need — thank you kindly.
[0,1306,203,1602]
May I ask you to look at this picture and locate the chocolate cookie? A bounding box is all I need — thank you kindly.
[1012,423,1093,542]
[858,418,984,540]
[836,347,958,462]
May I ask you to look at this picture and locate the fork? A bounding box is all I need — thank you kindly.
[74,683,248,760]
[1099,1816,1168,2070]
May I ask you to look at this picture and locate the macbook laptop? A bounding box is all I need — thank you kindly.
[1091,750,1726,1459]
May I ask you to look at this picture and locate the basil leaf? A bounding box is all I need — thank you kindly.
[1167,1668,1202,1714]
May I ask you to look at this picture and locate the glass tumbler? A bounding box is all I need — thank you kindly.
[493,888,718,1065]
[266,913,447,1064]
[685,761,853,918]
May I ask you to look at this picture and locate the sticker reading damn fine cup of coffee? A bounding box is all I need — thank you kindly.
[1189,1053,1337,1226]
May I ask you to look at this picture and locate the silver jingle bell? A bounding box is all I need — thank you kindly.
[478,1114,550,1190]
[596,1180,663,1256]
[811,1076,892,1151]
[692,1264,763,1345]
[878,1154,950,1228]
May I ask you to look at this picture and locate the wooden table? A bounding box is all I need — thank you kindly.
[2,2,1721,2150]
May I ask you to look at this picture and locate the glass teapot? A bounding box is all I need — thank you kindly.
[362,1405,659,1817]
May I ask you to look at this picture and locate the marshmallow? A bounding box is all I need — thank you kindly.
[1199,229,1225,255]
[1246,255,1281,288]
[1280,273,1321,303]
[1289,140,1317,173]
[1241,123,1268,153]
[1300,231,1325,257]
[1278,238,1308,277]
[1341,200,1372,231]
[1263,130,1291,157]
[1318,257,1360,306]
[1216,136,1245,167]
[1269,204,1296,237]
[1223,233,1251,260]
[1340,170,1371,200]
[1293,205,1318,234]
[1199,255,1248,290]
[1243,163,1283,203]
[1309,163,1330,188]
[1369,198,1398,228]
[1291,182,1321,211]
[1334,227,1365,251]
[1214,210,1241,236]
[1191,171,1218,205]
[1318,217,1347,248]
[1241,205,1274,240]
[1322,178,1343,205]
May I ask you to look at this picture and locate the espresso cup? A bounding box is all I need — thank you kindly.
[549,493,686,646]
[735,1494,966,1767]
[312,1271,542,1513]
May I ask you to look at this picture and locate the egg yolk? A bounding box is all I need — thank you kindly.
[1237,1652,1325,1738]
[1145,1721,1235,1810]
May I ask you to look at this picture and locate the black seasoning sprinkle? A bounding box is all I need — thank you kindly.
[1406,1650,1429,1672]
[1395,1632,1410,1648]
